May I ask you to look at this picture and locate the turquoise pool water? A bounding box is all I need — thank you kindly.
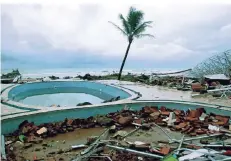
[19,93,104,106]
[8,81,131,106]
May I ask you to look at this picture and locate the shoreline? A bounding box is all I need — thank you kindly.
[1,68,187,79]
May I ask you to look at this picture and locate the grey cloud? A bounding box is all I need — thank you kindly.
[1,14,19,52]
[1,3,231,69]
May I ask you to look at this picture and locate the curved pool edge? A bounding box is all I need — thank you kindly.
[2,99,231,120]
[1,100,231,134]
[89,80,140,100]
[1,84,16,93]
[1,80,139,111]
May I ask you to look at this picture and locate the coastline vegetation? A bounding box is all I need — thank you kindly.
[1,69,191,87]
[1,69,21,79]
[77,73,150,84]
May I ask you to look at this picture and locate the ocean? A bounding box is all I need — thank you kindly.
[1,68,182,78]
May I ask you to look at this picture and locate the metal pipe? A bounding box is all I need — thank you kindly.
[152,123,173,141]
[176,135,185,155]
[100,140,119,143]
[73,147,104,161]
[183,133,225,142]
[202,144,231,148]
[180,141,231,148]
[154,123,231,149]
[121,127,140,140]
[81,128,109,155]
[90,140,119,145]
[106,145,164,159]
[174,140,199,146]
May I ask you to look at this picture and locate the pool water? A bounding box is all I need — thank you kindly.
[8,81,132,107]
[19,93,104,107]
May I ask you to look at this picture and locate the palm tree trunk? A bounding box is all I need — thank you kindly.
[118,41,132,80]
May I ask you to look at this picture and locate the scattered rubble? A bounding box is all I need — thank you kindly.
[103,96,121,103]
[3,106,231,161]
[49,75,60,80]
[37,127,48,135]
[63,76,72,79]
[50,104,61,107]
[76,102,92,106]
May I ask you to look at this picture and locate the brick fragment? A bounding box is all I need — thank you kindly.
[175,122,187,130]
[118,116,133,126]
[189,133,197,136]
[161,111,170,116]
[143,106,158,114]
[185,117,198,121]
[196,129,206,135]
[186,127,194,134]
[67,119,74,126]
[160,106,167,112]
[150,112,160,120]
[182,126,190,133]
[133,119,143,125]
[215,115,230,125]
[159,147,171,155]
[174,110,182,116]
[188,110,201,118]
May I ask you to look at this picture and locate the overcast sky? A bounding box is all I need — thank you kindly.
[1,2,231,70]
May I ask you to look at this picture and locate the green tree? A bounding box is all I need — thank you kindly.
[109,7,154,80]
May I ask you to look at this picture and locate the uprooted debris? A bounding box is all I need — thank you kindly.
[103,96,121,103]
[76,102,93,106]
[3,106,231,161]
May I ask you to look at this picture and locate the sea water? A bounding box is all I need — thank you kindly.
[1,68,182,78]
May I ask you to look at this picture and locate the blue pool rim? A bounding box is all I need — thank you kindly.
[2,81,139,111]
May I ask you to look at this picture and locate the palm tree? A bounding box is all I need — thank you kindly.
[109,7,154,80]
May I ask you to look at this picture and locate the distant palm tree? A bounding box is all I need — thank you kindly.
[109,7,154,80]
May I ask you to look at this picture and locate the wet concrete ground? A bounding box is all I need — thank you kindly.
[12,127,106,161]
[7,125,231,161]
[6,126,183,161]
[1,104,30,116]
[99,80,231,107]
[1,84,29,116]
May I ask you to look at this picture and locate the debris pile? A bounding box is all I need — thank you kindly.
[3,106,231,161]
[76,102,93,106]
[103,96,121,103]
[145,106,230,136]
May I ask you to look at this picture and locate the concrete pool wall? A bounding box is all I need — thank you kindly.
[1,100,231,134]
[8,81,132,101]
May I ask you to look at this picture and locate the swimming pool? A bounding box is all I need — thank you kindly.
[1,100,231,134]
[7,81,133,107]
